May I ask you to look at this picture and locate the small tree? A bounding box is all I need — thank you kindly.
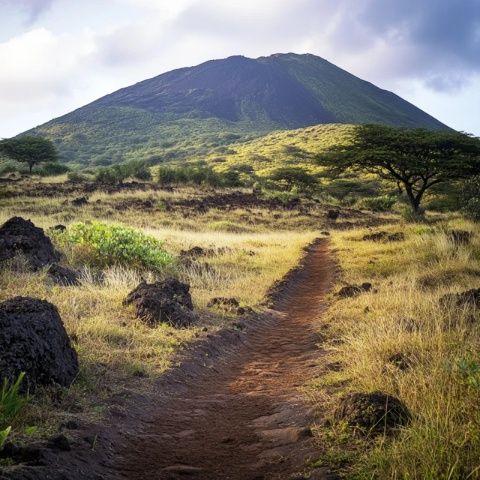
[317,125,480,213]
[268,167,318,193]
[0,136,58,174]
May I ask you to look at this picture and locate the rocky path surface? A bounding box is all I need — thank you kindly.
[115,240,335,480]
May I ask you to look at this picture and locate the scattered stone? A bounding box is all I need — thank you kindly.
[207,297,253,315]
[71,196,88,206]
[180,246,207,258]
[0,296,79,391]
[363,231,405,242]
[123,278,197,328]
[449,229,473,246]
[52,224,66,232]
[47,434,71,452]
[326,210,340,221]
[0,217,60,270]
[47,263,80,286]
[337,283,372,298]
[334,391,411,435]
[320,231,330,236]
[440,288,480,308]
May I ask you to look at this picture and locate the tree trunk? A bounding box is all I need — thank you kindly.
[404,184,422,213]
[28,162,34,174]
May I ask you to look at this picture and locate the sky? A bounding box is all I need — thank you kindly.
[0,0,479,137]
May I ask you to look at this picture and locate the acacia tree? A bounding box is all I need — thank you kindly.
[0,136,58,174]
[317,125,480,213]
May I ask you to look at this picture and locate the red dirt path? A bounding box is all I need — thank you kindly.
[116,240,335,479]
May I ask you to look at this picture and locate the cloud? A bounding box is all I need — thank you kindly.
[0,0,53,24]
[0,0,479,136]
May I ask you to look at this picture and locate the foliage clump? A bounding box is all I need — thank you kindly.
[462,176,480,221]
[54,222,173,271]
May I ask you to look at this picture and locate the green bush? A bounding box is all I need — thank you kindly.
[38,162,70,176]
[67,171,89,183]
[357,195,397,212]
[54,222,174,271]
[157,163,244,187]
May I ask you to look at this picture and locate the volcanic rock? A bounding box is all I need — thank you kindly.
[123,278,196,327]
[0,217,60,270]
[0,297,78,391]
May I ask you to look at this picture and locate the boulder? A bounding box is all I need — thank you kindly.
[440,288,480,308]
[0,217,60,270]
[123,278,196,328]
[334,391,411,435]
[337,283,372,298]
[0,297,78,391]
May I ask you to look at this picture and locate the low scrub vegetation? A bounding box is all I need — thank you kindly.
[53,221,174,271]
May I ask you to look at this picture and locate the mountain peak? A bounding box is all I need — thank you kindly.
[26,53,448,165]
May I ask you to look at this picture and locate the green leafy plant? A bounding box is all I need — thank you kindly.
[0,427,11,450]
[454,358,480,389]
[0,373,28,450]
[55,222,174,271]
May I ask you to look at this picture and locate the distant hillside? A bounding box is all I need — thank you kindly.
[24,53,449,166]
[201,123,356,176]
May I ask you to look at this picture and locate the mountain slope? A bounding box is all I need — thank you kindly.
[25,53,449,166]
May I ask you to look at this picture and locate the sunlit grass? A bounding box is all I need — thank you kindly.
[313,220,480,479]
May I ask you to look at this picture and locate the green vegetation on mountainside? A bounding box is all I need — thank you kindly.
[24,53,448,166]
[200,123,355,176]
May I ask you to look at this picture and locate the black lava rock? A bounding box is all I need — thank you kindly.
[0,297,79,391]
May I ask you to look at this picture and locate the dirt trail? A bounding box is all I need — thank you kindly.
[115,240,335,480]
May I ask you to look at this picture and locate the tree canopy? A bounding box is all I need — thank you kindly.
[267,167,318,193]
[0,136,58,174]
[317,125,480,212]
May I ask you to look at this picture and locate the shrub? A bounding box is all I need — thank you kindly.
[266,167,318,193]
[126,160,152,181]
[157,163,244,187]
[54,222,174,271]
[95,165,128,184]
[463,176,480,221]
[38,162,70,176]
[67,171,89,183]
[358,195,397,212]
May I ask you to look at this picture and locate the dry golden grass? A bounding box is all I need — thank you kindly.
[313,220,480,479]
[0,202,316,440]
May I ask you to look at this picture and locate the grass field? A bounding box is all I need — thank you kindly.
[311,220,480,479]
[0,185,317,443]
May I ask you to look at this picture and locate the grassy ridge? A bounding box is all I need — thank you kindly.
[202,123,355,176]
